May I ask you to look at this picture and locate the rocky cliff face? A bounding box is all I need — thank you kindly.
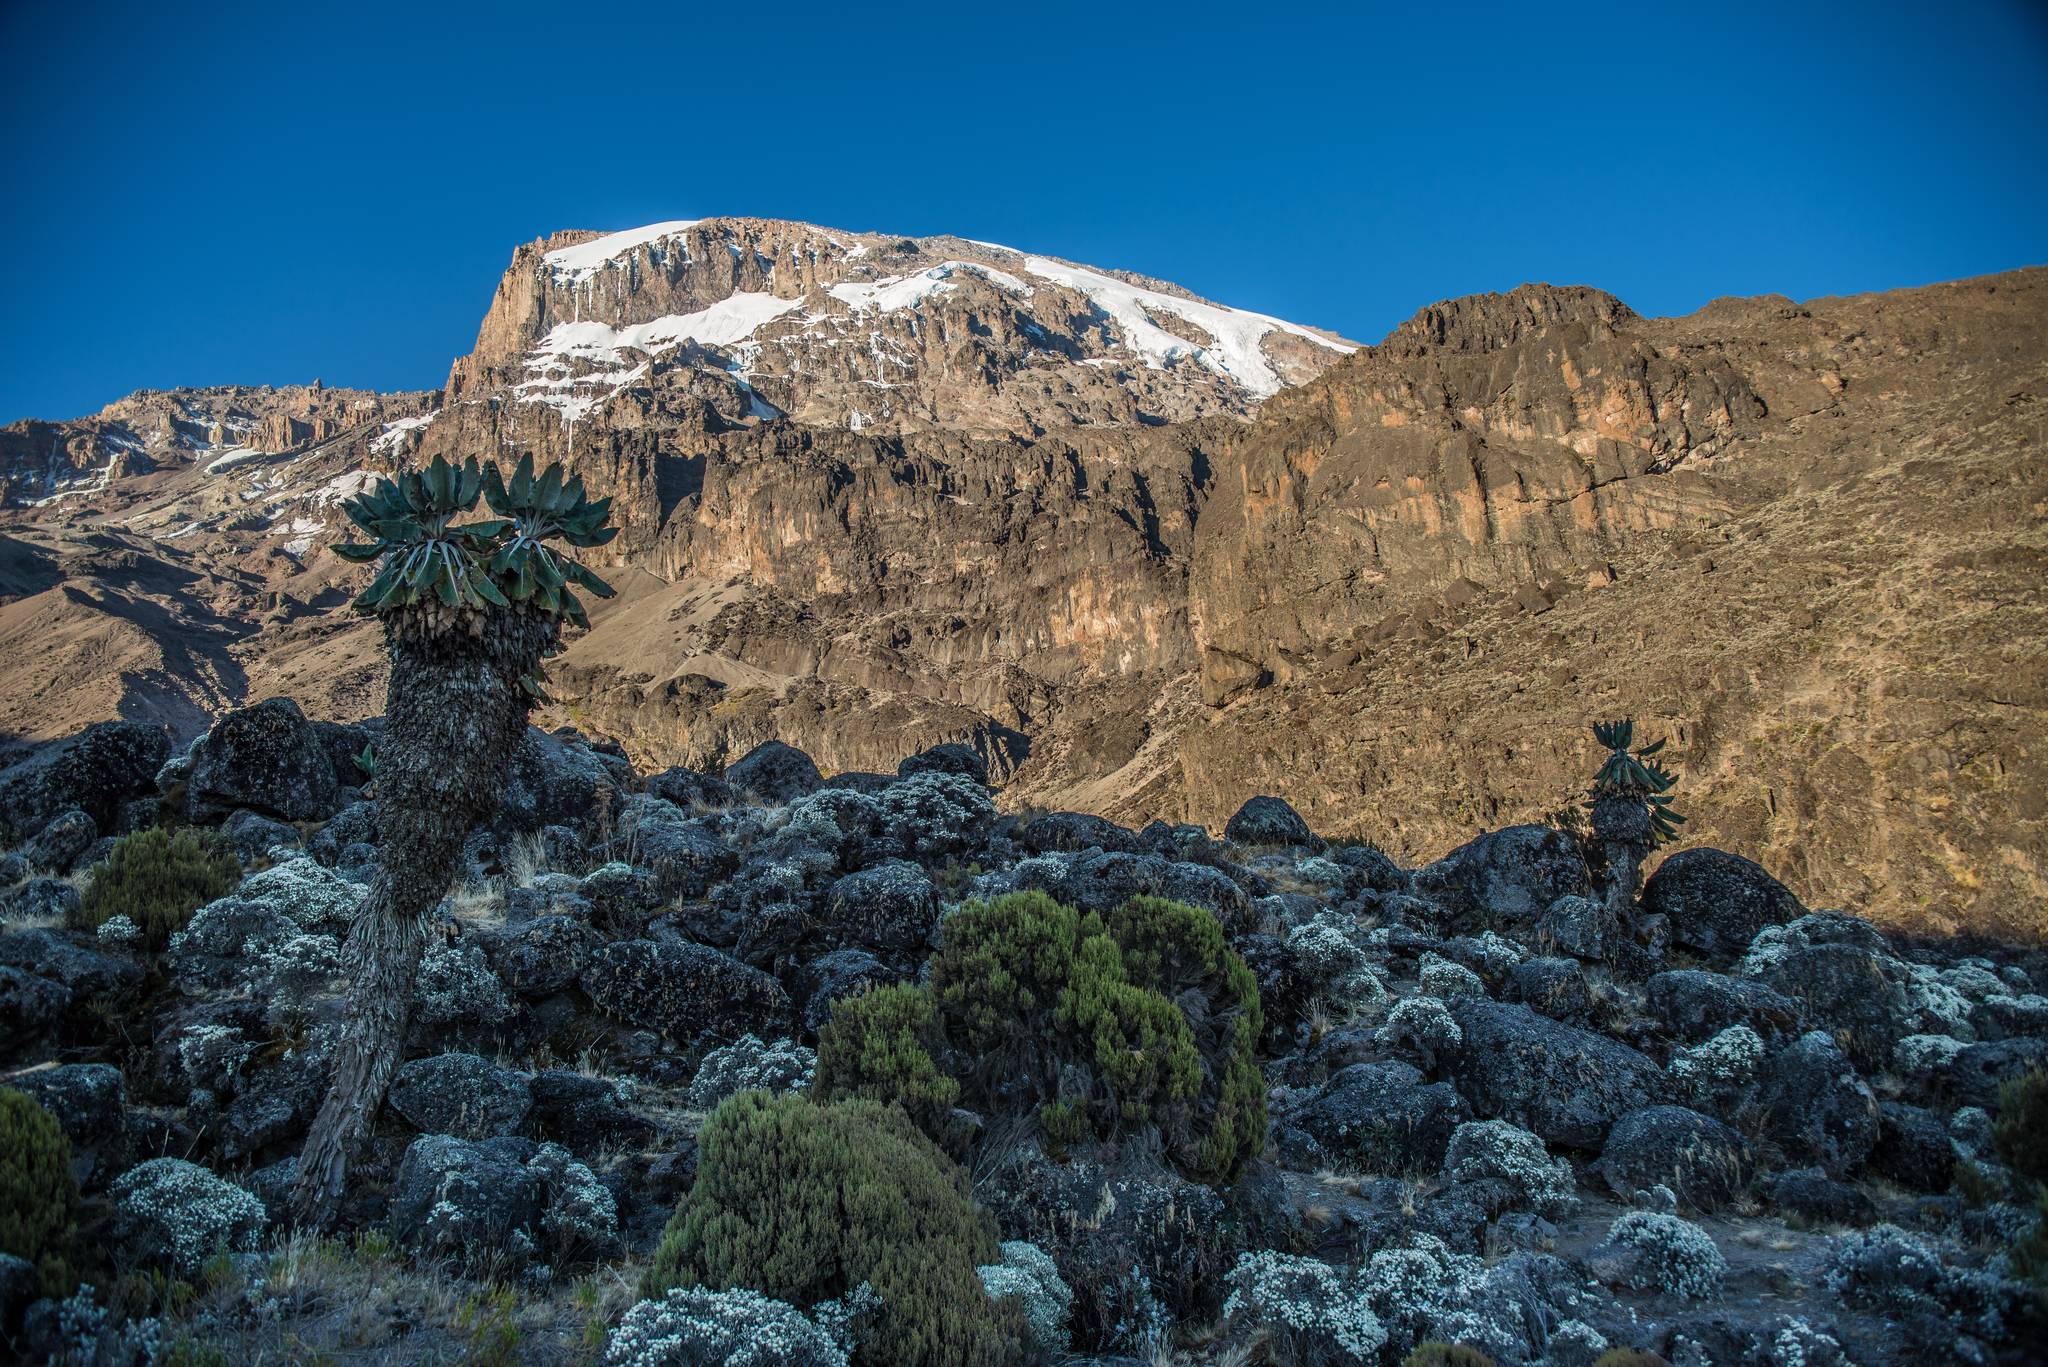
[0,222,2039,936]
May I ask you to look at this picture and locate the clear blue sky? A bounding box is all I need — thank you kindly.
[4,0,2045,424]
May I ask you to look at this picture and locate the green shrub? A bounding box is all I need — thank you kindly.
[819,891,1267,1183]
[73,827,240,949]
[1591,1351,1670,1367]
[0,1087,80,1294]
[1402,1345,1496,1367]
[645,1092,1021,1367]
[1994,1067,2048,1185]
[815,983,960,1135]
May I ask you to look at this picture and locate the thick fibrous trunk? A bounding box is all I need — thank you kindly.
[1589,792,1653,921]
[293,606,556,1228]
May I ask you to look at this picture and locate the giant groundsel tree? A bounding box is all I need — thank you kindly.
[293,454,615,1226]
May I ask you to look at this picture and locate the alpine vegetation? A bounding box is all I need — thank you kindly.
[0,703,2042,1365]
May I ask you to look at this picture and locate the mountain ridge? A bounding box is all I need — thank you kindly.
[0,228,2040,935]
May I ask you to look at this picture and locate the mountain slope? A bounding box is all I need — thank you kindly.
[0,224,2039,934]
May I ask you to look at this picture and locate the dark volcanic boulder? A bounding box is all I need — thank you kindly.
[1945,1037,2048,1108]
[1008,850,1251,927]
[1644,848,1804,962]
[1275,1060,1466,1174]
[1224,795,1322,850]
[0,966,70,1040]
[723,741,823,802]
[0,928,142,999]
[1019,810,1143,855]
[388,1134,541,1266]
[1870,1100,1958,1193]
[1645,969,1801,1042]
[647,764,735,811]
[1412,825,1590,933]
[185,697,339,822]
[797,948,902,1033]
[1596,1105,1752,1211]
[0,719,169,833]
[977,1139,1233,1337]
[482,914,602,999]
[582,939,791,1047]
[896,742,989,787]
[1768,1166,1875,1225]
[820,860,939,960]
[1502,957,1601,1026]
[528,1071,655,1154]
[621,801,739,901]
[1753,1031,1879,1177]
[388,1052,533,1139]
[6,1062,125,1182]
[22,809,96,873]
[499,727,622,834]
[1755,942,1914,1072]
[1447,997,1665,1150]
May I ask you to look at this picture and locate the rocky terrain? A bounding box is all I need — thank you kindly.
[0,708,2043,1364]
[1,220,2040,937]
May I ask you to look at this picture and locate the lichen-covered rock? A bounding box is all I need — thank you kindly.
[1440,1118,1576,1216]
[411,938,514,1032]
[1754,941,1914,1072]
[1275,1060,1466,1175]
[976,1241,1072,1359]
[183,696,339,823]
[1822,1224,2029,1349]
[1502,957,1602,1026]
[1667,1025,1765,1116]
[820,860,938,961]
[5,876,80,924]
[1753,1031,1879,1177]
[1590,1211,1727,1298]
[872,770,996,860]
[686,1035,815,1110]
[618,799,740,902]
[1376,995,1463,1068]
[388,1052,532,1139]
[389,1133,617,1274]
[724,740,824,803]
[0,719,169,833]
[1596,1106,1751,1212]
[109,1157,266,1276]
[1535,895,1613,961]
[6,1062,124,1181]
[1412,825,1590,933]
[583,939,791,1047]
[1643,848,1803,962]
[1222,1250,1387,1361]
[797,947,901,1034]
[604,1287,847,1367]
[1224,795,1321,850]
[218,809,303,863]
[0,927,141,999]
[1446,998,1665,1150]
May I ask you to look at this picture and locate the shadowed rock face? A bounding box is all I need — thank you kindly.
[0,229,2041,936]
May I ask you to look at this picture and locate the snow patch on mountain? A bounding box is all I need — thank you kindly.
[533,293,805,365]
[544,220,703,284]
[1018,256,1354,398]
[827,261,1033,314]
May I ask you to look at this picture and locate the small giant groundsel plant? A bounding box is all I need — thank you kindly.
[293,454,615,1227]
[1586,719,1683,916]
